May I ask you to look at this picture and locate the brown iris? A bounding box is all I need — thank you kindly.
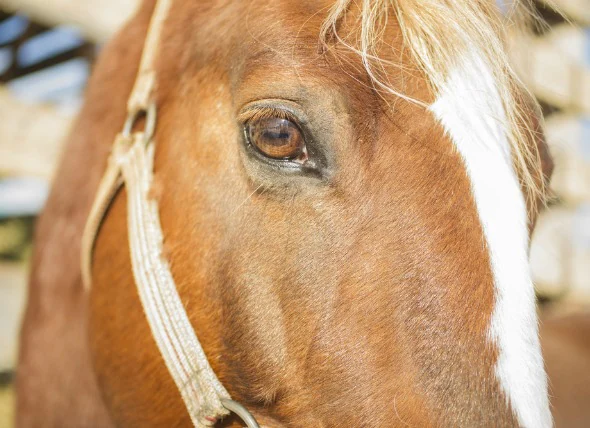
[246,117,306,160]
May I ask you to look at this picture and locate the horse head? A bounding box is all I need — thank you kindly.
[85,0,553,426]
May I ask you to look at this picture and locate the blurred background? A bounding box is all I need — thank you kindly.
[0,0,137,424]
[0,0,588,426]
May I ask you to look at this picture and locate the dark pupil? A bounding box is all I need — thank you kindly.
[248,117,303,159]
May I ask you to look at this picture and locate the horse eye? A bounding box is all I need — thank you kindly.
[246,117,307,161]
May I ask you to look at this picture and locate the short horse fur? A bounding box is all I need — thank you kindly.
[16,0,590,427]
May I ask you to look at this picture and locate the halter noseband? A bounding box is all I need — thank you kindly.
[81,1,260,426]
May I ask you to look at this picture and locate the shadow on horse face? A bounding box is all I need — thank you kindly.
[88,1,550,426]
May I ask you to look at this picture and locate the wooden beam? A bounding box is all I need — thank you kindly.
[509,31,590,115]
[0,0,138,42]
[0,87,71,179]
[0,261,27,372]
[540,0,590,26]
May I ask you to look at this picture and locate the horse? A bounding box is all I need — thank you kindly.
[14,0,590,426]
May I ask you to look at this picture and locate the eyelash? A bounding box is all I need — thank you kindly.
[239,106,299,125]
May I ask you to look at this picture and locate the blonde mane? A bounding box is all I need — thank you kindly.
[320,0,545,211]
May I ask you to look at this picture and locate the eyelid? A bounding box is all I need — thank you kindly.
[237,106,299,126]
[237,99,310,125]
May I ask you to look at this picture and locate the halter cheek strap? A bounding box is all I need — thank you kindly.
[80,1,259,426]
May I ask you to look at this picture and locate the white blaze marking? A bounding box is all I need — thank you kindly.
[430,54,552,428]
